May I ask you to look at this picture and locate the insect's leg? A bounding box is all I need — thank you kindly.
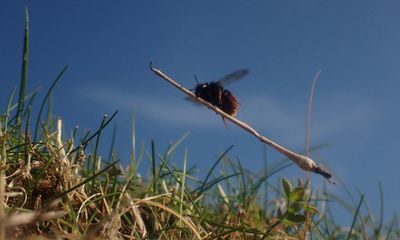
[221,116,228,128]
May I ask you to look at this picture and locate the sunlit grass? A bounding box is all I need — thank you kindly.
[0,9,399,239]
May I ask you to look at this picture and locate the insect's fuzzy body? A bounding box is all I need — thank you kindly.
[194,82,223,106]
[194,82,239,127]
[192,69,248,126]
[220,89,239,117]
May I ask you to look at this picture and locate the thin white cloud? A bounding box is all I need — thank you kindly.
[80,86,220,127]
[238,94,379,146]
[80,86,378,146]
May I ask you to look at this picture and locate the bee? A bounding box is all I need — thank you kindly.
[191,69,249,126]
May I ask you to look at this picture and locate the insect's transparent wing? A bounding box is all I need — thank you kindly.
[217,69,249,86]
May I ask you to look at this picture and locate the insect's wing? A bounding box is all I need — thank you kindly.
[217,69,249,86]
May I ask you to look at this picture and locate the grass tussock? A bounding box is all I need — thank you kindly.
[1,9,400,239]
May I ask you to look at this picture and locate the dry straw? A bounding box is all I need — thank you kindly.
[150,63,334,183]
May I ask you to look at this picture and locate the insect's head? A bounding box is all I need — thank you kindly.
[192,74,208,95]
[194,82,209,96]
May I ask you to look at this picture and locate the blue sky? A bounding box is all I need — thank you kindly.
[1,1,400,223]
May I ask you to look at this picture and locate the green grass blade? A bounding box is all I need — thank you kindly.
[1,87,16,164]
[7,89,40,129]
[376,180,384,237]
[156,132,189,180]
[166,132,190,158]
[201,145,233,192]
[346,194,364,240]
[158,154,202,216]
[9,87,40,113]
[179,148,188,227]
[33,65,68,142]
[45,93,54,129]
[250,162,293,197]
[108,124,117,161]
[130,112,136,175]
[15,7,29,159]
[263,145,268,216]
[16,6,29,129]
[23,90,38,118]
[151,140,157,193]
[237,160,247,206]
[196,172,242,195]
[91,114,108,190]
[24,105,31,165]
[69,110,118,154]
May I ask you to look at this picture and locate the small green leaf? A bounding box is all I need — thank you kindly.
[282,178,293,198]
[286,213,307,224]
[297,177,304,187]
[289,187,304,202]
[291,201,306,213]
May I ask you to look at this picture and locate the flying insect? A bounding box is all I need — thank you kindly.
[191,69,249,126]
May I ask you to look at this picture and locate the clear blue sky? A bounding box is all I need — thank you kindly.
[1,1,400,223]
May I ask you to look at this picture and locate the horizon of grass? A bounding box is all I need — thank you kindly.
[0,8,399,239]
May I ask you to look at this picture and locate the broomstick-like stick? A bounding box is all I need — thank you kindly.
[150,63,334,183]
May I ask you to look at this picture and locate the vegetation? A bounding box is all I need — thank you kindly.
[0,10,399,239]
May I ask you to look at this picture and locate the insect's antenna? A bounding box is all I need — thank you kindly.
[186,74,199,92]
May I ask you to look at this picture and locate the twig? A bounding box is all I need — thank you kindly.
[150,63,334,183]
[306,70,321,157]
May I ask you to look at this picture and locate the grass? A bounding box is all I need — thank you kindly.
[0,10,399,239]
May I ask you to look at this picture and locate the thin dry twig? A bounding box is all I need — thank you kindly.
[150,63,334,183]
[306,70,321,158]
[0,210,66,228]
